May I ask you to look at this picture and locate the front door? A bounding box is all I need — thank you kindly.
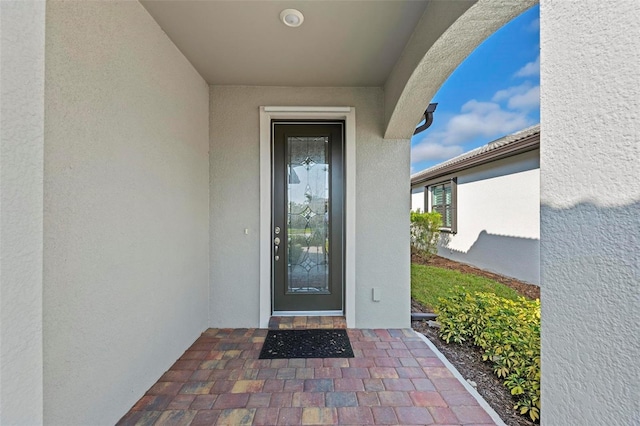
[272,122,344,312]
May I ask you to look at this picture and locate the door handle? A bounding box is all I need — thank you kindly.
[274,236,281,261]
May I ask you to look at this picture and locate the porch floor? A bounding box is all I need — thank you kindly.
[117,327,497,425]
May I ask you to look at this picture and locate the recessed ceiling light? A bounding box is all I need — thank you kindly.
[280,9,304,28]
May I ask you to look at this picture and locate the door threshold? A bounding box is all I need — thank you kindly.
[269,315,347,330]
[272,310,343,316]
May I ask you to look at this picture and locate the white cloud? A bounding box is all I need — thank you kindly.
[411,81,540,168]
[507,85,540,110]
[411,142,464,164]
[493,82,540,111]
[514,55,540,77]
[493,82,532,102]
[437,100,531,145]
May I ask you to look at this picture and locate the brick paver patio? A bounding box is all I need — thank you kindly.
[117,324,497,425]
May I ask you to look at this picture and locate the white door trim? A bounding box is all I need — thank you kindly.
[259,106,356,328]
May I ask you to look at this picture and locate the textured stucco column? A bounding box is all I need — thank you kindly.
[540,1,639,424]
[0,1,46,424]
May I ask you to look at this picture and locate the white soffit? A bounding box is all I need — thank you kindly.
[140,0,429,87]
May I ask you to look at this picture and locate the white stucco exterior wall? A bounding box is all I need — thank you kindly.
[421,151,540,285]
[0,1,45,424]
[411,188,425,212]
[44,2,210,424]
[209,86,410,329]
[540,1,639,424]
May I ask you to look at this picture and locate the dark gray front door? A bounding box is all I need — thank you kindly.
[272,122,344,312]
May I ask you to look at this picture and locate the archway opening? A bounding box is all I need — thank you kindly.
[409,5,541,424]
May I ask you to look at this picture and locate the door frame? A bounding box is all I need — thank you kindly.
[259,106,356,328]
[271,122,344,313]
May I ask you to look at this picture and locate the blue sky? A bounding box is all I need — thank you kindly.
[411,5,540,173]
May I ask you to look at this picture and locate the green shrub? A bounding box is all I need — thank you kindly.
[436,288,541,422]
[410,210,442,259]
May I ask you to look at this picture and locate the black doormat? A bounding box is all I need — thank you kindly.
[259,329,354,359]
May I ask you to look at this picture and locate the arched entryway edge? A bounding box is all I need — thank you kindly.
[384,0,538,140]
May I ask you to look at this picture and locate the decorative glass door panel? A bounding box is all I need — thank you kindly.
[272,123,344,312]
[287,136,330,294]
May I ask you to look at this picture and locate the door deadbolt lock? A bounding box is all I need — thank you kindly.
[274,237,281,245]
[274,226,281,234]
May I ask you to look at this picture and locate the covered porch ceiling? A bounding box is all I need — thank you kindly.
[140,0,534,138]
[142,1,438,87]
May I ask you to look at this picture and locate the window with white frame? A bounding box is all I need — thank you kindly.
[427,178,457,233]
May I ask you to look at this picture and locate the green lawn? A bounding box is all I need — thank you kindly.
[411,263,525,311]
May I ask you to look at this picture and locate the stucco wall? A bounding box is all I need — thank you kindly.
[540,1,639,424]
[417,151,540,284]
[0,1,45,424]
[44,2,210,424]
[411,188,425,212]
[209,86,410,329]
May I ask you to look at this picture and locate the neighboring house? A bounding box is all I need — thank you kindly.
[1,2,637,426]
[411,125,540,284]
